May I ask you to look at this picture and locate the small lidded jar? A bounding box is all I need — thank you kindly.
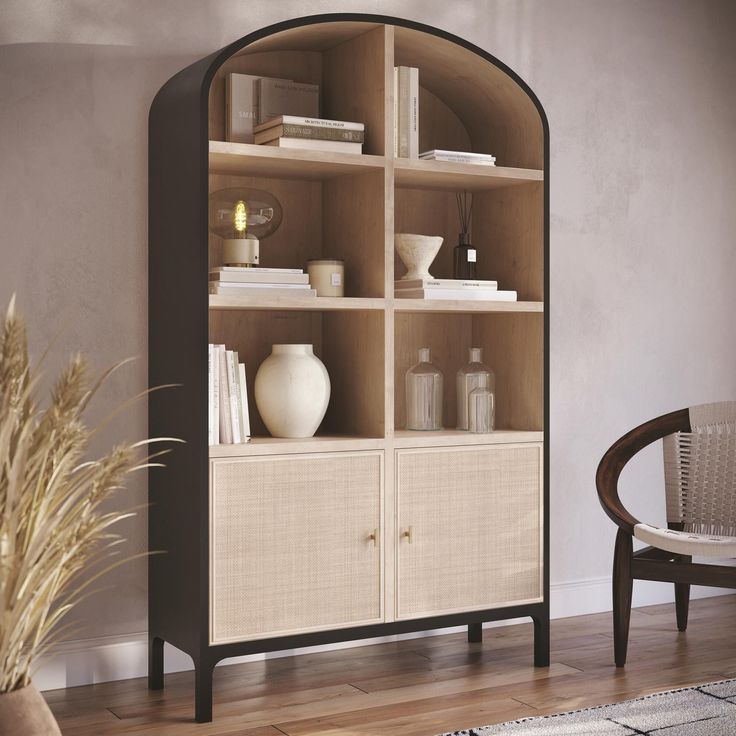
[307,259,345,297]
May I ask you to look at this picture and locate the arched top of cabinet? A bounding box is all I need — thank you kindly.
[150,14,547,171]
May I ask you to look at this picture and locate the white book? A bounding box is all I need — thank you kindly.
[421,156,497,167]
[420,149,497,160]
[209,285,317,297]
[393,67,399,157]
[395,288,517,301]
[217,345,232,444]
[226,351,242,444]
[254,115,364,132]
[408,66,419,159]
[264,138,362,154]
[397,66,410,158]
[256,79,319,125]
[210,270,309,284]
[226,73,290,143]
[212,345,220,445]
[395,278,498,290]
[238,362,251,439]
[209,281,311,290]
[212,266,304,274]
[207,344,214,445]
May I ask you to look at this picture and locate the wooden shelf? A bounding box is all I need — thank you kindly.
[210,435,385,457]
[394,299,543,314]
[394,158,543,191]
[209,141,386,179]
[209,295,385,311]
[393,429,543,448]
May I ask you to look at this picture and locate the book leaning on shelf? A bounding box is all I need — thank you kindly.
[209,344,251,445]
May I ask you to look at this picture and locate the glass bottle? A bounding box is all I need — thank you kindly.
[456,347,494,430]
[406,348,443,430]
[468,386,494,433]
[453,232,478,279]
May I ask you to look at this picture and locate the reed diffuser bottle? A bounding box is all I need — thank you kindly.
[453,190,477,279]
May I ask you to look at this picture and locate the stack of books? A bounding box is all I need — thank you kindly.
[420,150,497,166]
[209,344,250,445]
[254,115,364,154]
[395,278,517,301]
[209,266,316,298]
[394,66,419,158]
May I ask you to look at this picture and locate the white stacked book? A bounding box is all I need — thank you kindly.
[254,115,364,154]
[394,66,419,158]
[209,266,317,297]
[209,344,251,445]
[395,278,517,301]
[420,150,497,166]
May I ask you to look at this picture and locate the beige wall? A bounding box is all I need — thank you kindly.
[1,0,735,643]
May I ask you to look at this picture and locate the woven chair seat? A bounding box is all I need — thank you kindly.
[634,522,736,557]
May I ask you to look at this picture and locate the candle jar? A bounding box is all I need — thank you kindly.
[405,347,443,430]
[307,259,344,297]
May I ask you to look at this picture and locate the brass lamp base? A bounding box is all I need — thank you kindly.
[223,237,259,267]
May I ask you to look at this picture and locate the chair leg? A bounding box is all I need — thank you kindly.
[612,529,633,667]
[674,555,691,632]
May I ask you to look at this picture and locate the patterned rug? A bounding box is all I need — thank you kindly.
[438,679,736,735]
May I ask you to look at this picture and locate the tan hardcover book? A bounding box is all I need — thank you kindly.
[256,79,319,125]
[226,73,290,143]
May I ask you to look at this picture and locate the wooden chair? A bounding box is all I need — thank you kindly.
[596,401,736,666]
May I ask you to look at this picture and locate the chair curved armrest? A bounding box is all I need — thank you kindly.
[596,408,691,534]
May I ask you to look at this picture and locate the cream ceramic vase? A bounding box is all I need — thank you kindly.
[395,233,444,281]
[254,344,331,438]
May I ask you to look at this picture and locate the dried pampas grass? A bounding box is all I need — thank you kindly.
[0,297,175,692]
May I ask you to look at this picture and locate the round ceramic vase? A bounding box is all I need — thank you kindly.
[395,233,444,281]
[254,344,331,438]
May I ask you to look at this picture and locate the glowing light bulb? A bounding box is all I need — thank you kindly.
[233,200,248,237]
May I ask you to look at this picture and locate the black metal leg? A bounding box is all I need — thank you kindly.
[194,657,215,723]
[148,635,164,690]
[468,622,483,643]
[613,528,633,667]
[532,613,550,667]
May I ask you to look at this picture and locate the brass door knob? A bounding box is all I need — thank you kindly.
[401,526,414,544]
[367,528,379,546]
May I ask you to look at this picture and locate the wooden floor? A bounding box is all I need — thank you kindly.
[44,595,736,736]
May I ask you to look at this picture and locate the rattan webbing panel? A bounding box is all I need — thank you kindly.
[396,445,542,619]
[663,402,736,535]
[211,452,382,643]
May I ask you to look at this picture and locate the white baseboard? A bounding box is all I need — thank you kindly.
[34,578,733,692]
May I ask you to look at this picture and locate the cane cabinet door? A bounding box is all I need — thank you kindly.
[210,451,383,643]
[396,444,542,620]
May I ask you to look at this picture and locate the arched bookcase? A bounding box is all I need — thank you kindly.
[149,13,549,723]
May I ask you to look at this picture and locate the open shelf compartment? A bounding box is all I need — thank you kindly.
[395,311,543,433]
[210,308,385,442]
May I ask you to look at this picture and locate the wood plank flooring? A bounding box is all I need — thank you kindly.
[44,595,736,735]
